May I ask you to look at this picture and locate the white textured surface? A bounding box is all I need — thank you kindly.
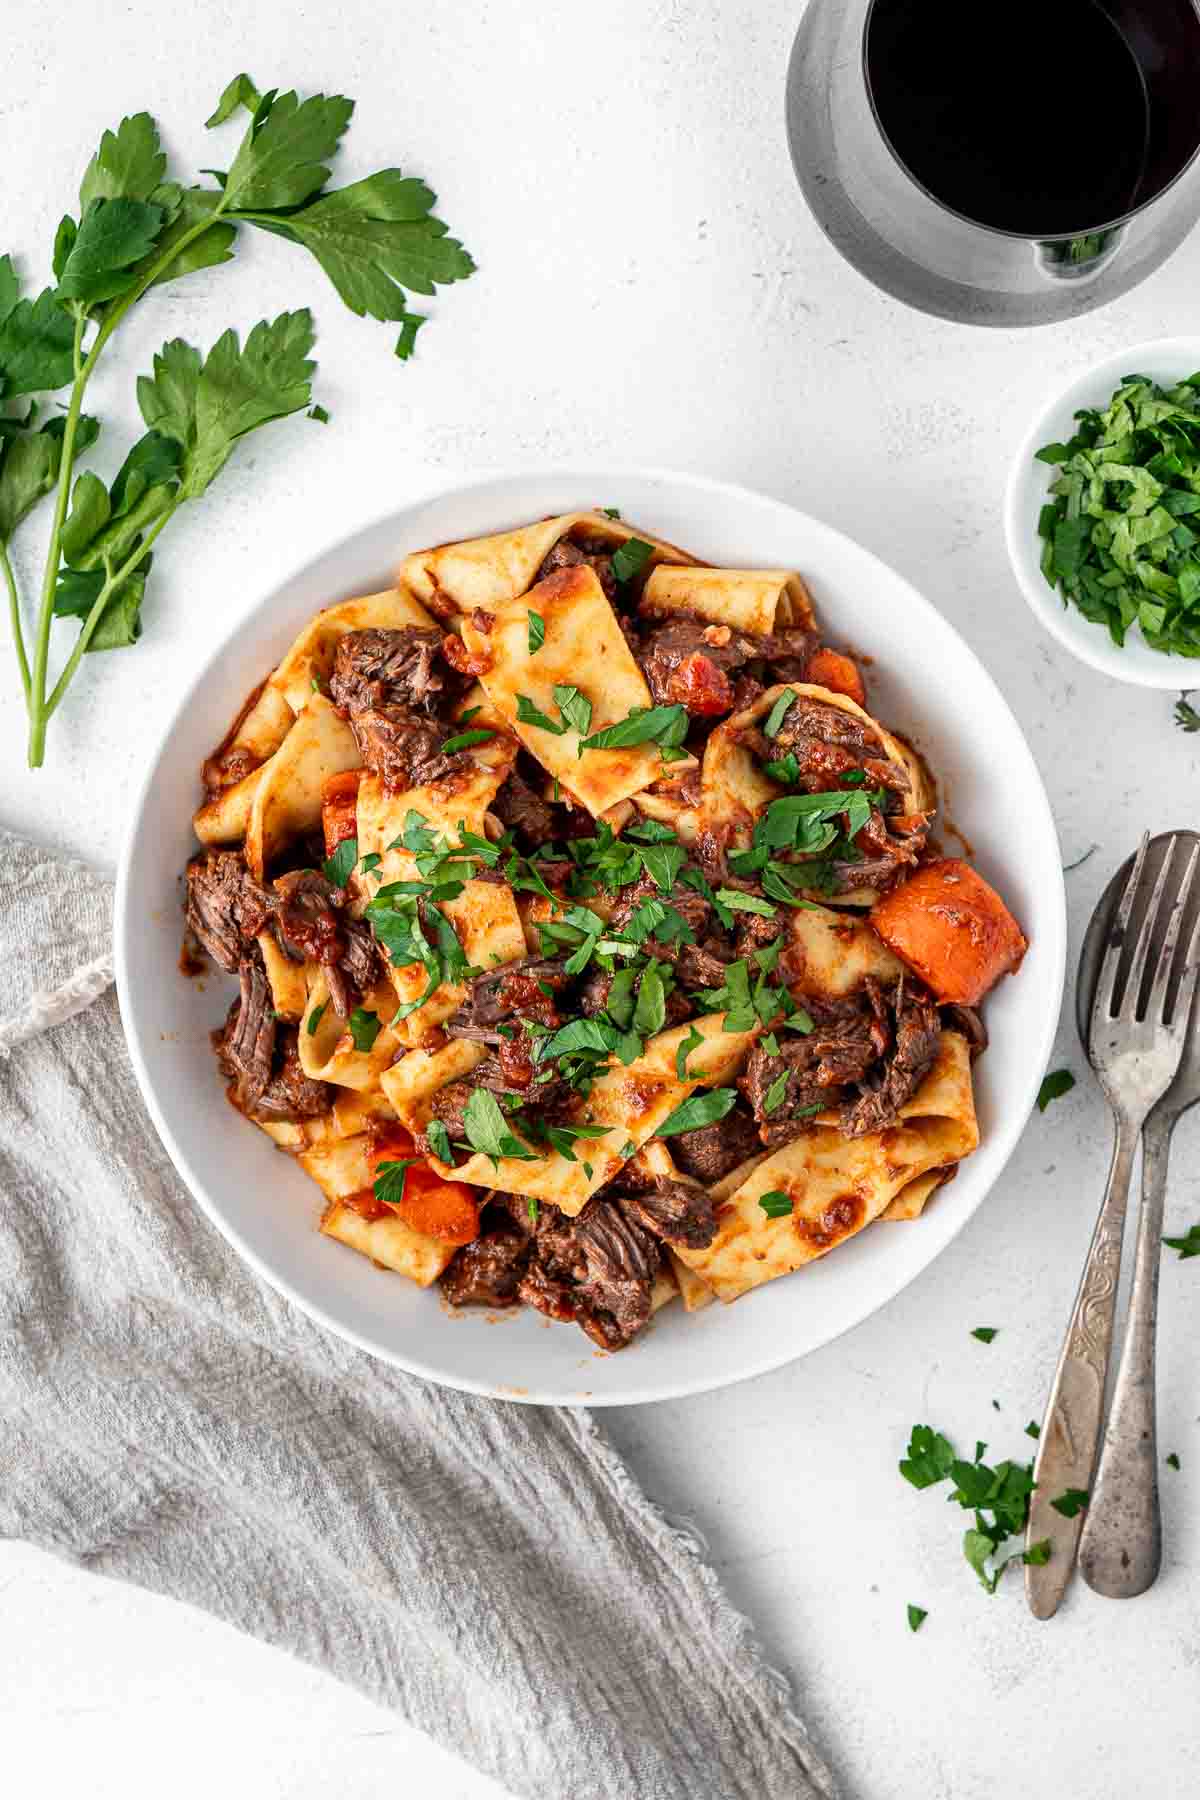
[2,3,1198,1797]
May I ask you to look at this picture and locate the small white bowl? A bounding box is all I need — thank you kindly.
[1005,336,1200,690]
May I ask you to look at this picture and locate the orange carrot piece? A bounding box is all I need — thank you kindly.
[870,859,1027,1005]
[805,647,866,708]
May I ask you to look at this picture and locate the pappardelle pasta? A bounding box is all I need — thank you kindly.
[183,511,1027,1351]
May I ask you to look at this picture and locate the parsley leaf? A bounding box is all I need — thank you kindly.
[971,1327,999,1344]
[1175,691,1200,732]
[222,88,355,211]
[655,1088,738,1137]
[1036,1069,1075,1111]
[762,1072,790,1116]
[205,74,262,129]
[306,999,327,1035]
[763,687,796,739]
[374,1157,419,1208]
[715,887,777,917]
[426,1119,454,1164]
[899,1425,956,1490]
[1163,1222,1200,1259]
[906,1604,927,1634]
[638,842,686,893]
[1167,1451,1181,1471]
[515,692,567,735]
[348,1007,381,1052]
[675,1024,703,1080]
[56,197,166,305]
[554,683,592,738]
[633,960,667,1035]
[323,834,358,887]
[758,1189,793,1219]
[578,703,689,754]
[0,286,78,397]
[1023,1539,1052,1567]
[1050,1488,1089,1518]
[527,610,545,655]
[463,1088,537,1164]
[440,727,495,753]
[394,307,427,361]
[610,536,653,584]
[79,112,169,209]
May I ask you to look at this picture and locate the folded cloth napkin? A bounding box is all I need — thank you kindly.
[0,829,836,1800]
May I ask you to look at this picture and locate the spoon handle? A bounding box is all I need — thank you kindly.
[1025,1111,1138,1619]
[1077,1107,1172,1597]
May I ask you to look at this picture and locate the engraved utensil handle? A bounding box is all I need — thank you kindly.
[1078,1107,1173,1597]
[1025,1112,1139,1619]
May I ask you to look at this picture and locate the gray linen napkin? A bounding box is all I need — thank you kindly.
[0,829,836,1800]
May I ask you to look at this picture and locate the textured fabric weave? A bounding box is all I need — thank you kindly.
[0,828,836,1800]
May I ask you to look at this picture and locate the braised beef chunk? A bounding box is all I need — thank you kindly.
[635,616,762,715]
[272,868,380,1017]
[608,871,712,944]
[671,1102,762,1184]
[330,626,466,792]
[829,808,929,895]
[330,625,448,716]
[447,957,569,1036]
[840,984,940,1137]
[572,1201,661,1349]
[440,1227,528,1307]
[492,767,557,849]
[421,1079,473,1148]
[755,694,911,798]
[537,535,617,600]
[215,999,331,1124]
[673,939,734,991]
[618,1178,716,1250]
[253,1029,333,1122]
[216,959,276,1108]
[185,850,272,973]
[761,625,820,685]
[348,708,462,792]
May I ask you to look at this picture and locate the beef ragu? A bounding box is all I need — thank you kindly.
[182,509,1028,1350]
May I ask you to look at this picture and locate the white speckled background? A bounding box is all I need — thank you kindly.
[3,4,1198,1796]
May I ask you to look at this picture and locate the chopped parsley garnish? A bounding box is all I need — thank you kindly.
[763,687,796,739]
[1175,692,1200,732]
[1024,1539,1051,1567]
[426,1119,454,1165]
[971,1327,999,1344]
[462,1089,537,1165]
[899,1423,1042,1593]
[1035,373,1200,657]
[610,536,653,584]
[527,610,545,654]
[716,887,777,918]
[359,851,381,875]
[675,1024,703,1080]
[1025,1420,1040,1440]
[527,1197,540,1224]
[633,960,668,1034]
[1050,1488,1089,1518]
[601,505,621,519]
[308,403,330,424]
[763,752,800,785]
[1164,1222,1200,1259]
[1167,1452,1181,1470]
[619,1138,637,1159]
[1036,1069,1075,1111]
[515,684,592,739]
[323,834,358,888]
[906,1604,928,1634]
[306,999,327,1035]
[348,1007,381,1052]
[655,1087,738,1137]
[758,1189,792,1219]
[440,727,495,754]
[578,702,690,760]
[374,1158,419,1208]
[762,1072,790,1116]
[638,841,686,892]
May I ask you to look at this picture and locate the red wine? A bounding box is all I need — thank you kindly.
[865,0,1152,236]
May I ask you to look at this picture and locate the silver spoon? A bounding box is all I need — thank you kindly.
[1024,833,1200,1619]
[1077,832,1200,1597]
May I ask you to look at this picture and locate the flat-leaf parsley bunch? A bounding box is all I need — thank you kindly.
[0,74,474,767]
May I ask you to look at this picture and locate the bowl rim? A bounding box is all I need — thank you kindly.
[115,462,1067,1405]
[1004,334,1200,691]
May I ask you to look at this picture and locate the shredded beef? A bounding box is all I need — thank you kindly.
[635,616,762,714]
[215,959,276,1108]
[673,939,734,990]
[537,535,617,599]
[670,1102,762,1184]
[942,1003,988,1058]
[840,983,941,1137]
[571,1201,661,1348]
[761,625,820,684]
[447,957,568,1035]
[618,1178,716,1250]
[829,808,929,894]
[330,625,448,715]
[350,708,463,792]
[252,1030,333,1122]
[272,869,380,1017]
[741,985,889,1147]
[492,768,557,849]
[440,1226,528,1307]
[185,850,272,973]
[758,695,911,798]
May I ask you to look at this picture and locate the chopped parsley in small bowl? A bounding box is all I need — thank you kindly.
[1005,338,1200,688]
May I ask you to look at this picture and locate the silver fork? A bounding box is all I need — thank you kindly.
[1025,834,1200,1619]
[1078,831,1200,1597]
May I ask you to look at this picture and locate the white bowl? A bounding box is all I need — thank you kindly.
[116,467,1066,1405]
[1005,336,1200,689]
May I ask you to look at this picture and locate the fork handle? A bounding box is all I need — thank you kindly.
[1025,1110,1139,1619]
[1077,1107,1173,1597]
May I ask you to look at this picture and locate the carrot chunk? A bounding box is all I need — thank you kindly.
[321,768,362,856]
[368,1134,480,1245]
[804,647,866,707]
[870,858,1027,1005]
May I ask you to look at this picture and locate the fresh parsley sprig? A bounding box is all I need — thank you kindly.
[1,82,473,767]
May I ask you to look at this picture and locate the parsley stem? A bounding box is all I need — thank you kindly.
[24,202,228,767]
[1,540,30,701]
[43,499,180,716]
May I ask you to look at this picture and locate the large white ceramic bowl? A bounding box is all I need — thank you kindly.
[116,468,1066,1405]
[1005,336,1200,689]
